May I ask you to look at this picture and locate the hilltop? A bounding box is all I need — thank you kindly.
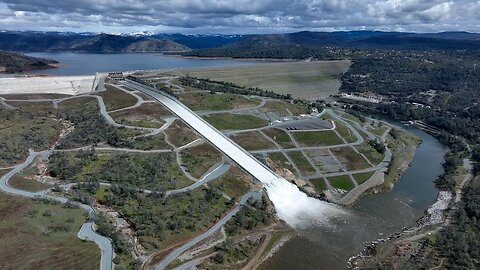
[0,51,58,73]
[183,31,480,58]
[0,32,191,53]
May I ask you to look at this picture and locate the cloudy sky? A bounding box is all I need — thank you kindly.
[0,0,478,34]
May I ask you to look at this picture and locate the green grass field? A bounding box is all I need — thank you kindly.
[334,121,357,143]
[369,126,389,137]
[287,151,316,175]
[353,171,375,184]
[383,128,421,185]
[0,194,100,269]
[292,130,343,147]
[165,120,199,147]
[267,152,297,173]
[331,147,371,171]
[355,143,384,165]
[230,131,276,150]
[110,102,170,128]
[339,111,364,124]
[262,128,296,148]
[9,159,52,192]
[262,100,308,116]
[328,175,355,191]
[5,101,57,117]
[98,85,138,111]
[310,178,328,192]
[121,133,171,150]
[181,143,222,178]
[178,92,260,111]
[209,166,252,198]
[203,113,268,130]
[174,60,351,100]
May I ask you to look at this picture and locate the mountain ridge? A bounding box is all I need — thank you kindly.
[0,32,191,53]
[1,30,479,53]
[0,51,58,73]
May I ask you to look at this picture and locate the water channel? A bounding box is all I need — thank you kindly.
[260,127,447,269]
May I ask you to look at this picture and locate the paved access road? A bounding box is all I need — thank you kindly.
[154,192,258,270]
[123,80,282,186]
[0,150,114,270]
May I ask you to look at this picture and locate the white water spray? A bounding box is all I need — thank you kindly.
[135,86,345,229]
[264,177,347,229]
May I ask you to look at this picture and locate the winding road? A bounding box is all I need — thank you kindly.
[122,80,282,185]
[0,74,396,270]
[0,150,114,270]
[153,191,258,270]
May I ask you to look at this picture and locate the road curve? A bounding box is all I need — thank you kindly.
[122,80,281,185]
[0,150,114,270]
[166,162,230,196]
[78,222,114,270]
[154,192,257,270]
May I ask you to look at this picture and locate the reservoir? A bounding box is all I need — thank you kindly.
[260,126,447,270]
[26,52,256,75]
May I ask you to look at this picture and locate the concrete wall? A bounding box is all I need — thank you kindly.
[0,75,98,95]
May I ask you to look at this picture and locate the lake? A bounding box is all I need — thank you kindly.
[26,52,257,76]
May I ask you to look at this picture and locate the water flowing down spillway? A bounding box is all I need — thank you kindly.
[127,81,346,228]
[265,177,346,228]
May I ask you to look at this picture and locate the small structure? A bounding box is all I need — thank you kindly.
[340,93,382,103]
[108,72,124,80]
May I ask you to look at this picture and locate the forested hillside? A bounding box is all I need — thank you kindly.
[341,50,480,146]
[0,51,58,73]
[0,32,190,53]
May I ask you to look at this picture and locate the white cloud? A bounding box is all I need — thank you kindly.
[0,0,477,33]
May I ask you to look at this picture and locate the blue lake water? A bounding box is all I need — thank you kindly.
[26,52,257,76]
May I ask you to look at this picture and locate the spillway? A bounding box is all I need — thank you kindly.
[123,80,345,227]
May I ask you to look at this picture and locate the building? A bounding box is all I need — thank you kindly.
[108,72,124,80]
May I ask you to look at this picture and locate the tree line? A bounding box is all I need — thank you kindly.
[178,76,294,100]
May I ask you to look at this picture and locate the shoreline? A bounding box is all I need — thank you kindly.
[257,232,295,268]
[0,62,61,75]
[348,189,453,269]
[329,121,421,206]
[348,153,471,269]
[170,54,304,62]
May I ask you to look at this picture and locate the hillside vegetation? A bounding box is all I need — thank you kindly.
[0,33,190,53]
[0,51,58,73]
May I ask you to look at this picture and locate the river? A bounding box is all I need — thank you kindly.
[260,126,447,270]
[26,52,256,75]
